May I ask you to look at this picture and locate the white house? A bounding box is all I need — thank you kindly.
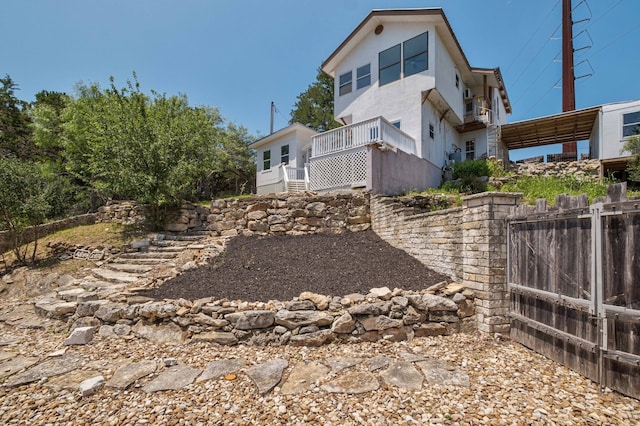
[254,8,512,195]
[251,123,317,195]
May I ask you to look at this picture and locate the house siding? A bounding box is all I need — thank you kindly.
[598,100,640,160]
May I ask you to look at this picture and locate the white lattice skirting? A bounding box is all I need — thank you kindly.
[309,147,367,191]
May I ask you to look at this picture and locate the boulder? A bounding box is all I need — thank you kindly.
[347,301,392,316]
[224,310,274,330]
[331,313,356,334]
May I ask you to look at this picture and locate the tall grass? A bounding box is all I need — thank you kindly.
[500,175,611,205]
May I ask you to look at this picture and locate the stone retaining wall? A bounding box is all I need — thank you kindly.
[96,193,371,237]
[0,214,97,254]
[371,193,522,333]
[42,284,475,347]
[512,159,600,179]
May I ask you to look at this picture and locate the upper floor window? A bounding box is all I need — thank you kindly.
[339,71,352,96]
[280,145,289,165]
[379,44,401,86]
[403,32,428,77]
[263,150,271,170]
[391,120,401,129]
[356,64,371,89]
[429,123,434,139]
[623,111,640,137]
[455,73,460,89]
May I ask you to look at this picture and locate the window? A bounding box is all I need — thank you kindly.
[455,73,460,89]
[391,120,401,129]
[339,71,352,96]
[356,64,371,89]
[263,150,271,170]
[465,140,475,160]
[465,101,473,115]
[429,123,434,139]
[623,111,640,137]
[280,144,289,165]
[379,44,401,86]
[403,32,428,77]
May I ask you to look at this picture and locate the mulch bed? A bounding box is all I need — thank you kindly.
[140,230,450,303]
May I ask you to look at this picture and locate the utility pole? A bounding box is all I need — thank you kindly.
[562,0,577,155]
[270,101,275,135]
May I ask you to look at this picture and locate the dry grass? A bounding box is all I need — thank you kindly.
[2,223,147,275]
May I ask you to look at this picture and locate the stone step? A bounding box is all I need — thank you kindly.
[162,234,208,241]
[119,252,178,260]
[111,258,168,265]
[148,246,187,253]
[104,263,154,274]
[91,268,143,284]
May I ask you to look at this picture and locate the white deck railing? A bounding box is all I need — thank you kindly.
[281,164,309,191]
[312,116,416,158]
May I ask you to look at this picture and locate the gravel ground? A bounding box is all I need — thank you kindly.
[1,320,639,425]
[141,231,450,302]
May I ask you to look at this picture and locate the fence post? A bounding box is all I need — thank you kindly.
[462,192,522,333]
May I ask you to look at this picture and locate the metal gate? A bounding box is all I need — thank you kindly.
[507,186,640,399]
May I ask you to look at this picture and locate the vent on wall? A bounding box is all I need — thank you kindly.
[463,88,473,99]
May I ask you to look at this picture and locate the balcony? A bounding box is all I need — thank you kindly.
[457,97,494,133]
[312,116,416,158]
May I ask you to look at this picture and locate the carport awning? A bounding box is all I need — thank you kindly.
[501,106,601,150]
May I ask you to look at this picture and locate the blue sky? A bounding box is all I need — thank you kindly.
[3,0,639,160]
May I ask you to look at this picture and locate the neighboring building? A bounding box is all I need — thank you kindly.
[250,123,317,195]
[254,8,512,195]
[592,100,640,178]
[500,99,640,179]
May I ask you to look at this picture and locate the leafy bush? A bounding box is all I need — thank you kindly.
[452,159,490,180]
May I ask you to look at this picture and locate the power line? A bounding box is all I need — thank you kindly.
[510,22,561,90]
[505,0,560,73]
[586,22,640,60]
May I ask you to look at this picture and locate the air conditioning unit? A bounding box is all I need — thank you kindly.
[463,88,473,99]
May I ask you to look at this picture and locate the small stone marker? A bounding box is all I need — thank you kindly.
[64,326,96,346]
[79,375,105,397]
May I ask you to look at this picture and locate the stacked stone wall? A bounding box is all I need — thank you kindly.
[44,285,475,347]
[0,214,97,254]
[511,159,600,180]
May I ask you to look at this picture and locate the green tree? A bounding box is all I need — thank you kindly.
[31,90,71,160]
[0,158,50,265]
[290,67,341,132]
[62,75,226,228]
[0,75,35,159]
[623,134,640,182]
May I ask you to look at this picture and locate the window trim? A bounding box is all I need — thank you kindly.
[622,111,640,138]
[379,43,401,86]
[356,64,371,90]
[338,71,352,96]
[403,31,428,77]
[280,144,289,165]
[263,150,271,170]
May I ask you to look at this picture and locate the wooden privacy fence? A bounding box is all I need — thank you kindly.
[507,184,639,399]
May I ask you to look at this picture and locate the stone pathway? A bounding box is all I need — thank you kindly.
[1,342,469,395]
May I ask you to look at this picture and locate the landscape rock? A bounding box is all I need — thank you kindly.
[191,331,238,345]
[289,329,333,346]
[132,321,187,345]
[274,310,333,329]
[347,301,392,316]
[280,361,329,395]
[298,292,330,310]
[379,361,423,390]
[107,360,157,389]
[142,364,202,393]
[94,303,125,323]
[197,358,246,382]
[331,312,356,334]
[359,315,403,331]
[137,302,177,320]
[64,326,96,346]
[368,287,392,300]
[245,358,288,394]
[224,310,274,330]
[417,359,470,387]
[79,375,105,397]
[4,353,85,388]
[321,370,380,394]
